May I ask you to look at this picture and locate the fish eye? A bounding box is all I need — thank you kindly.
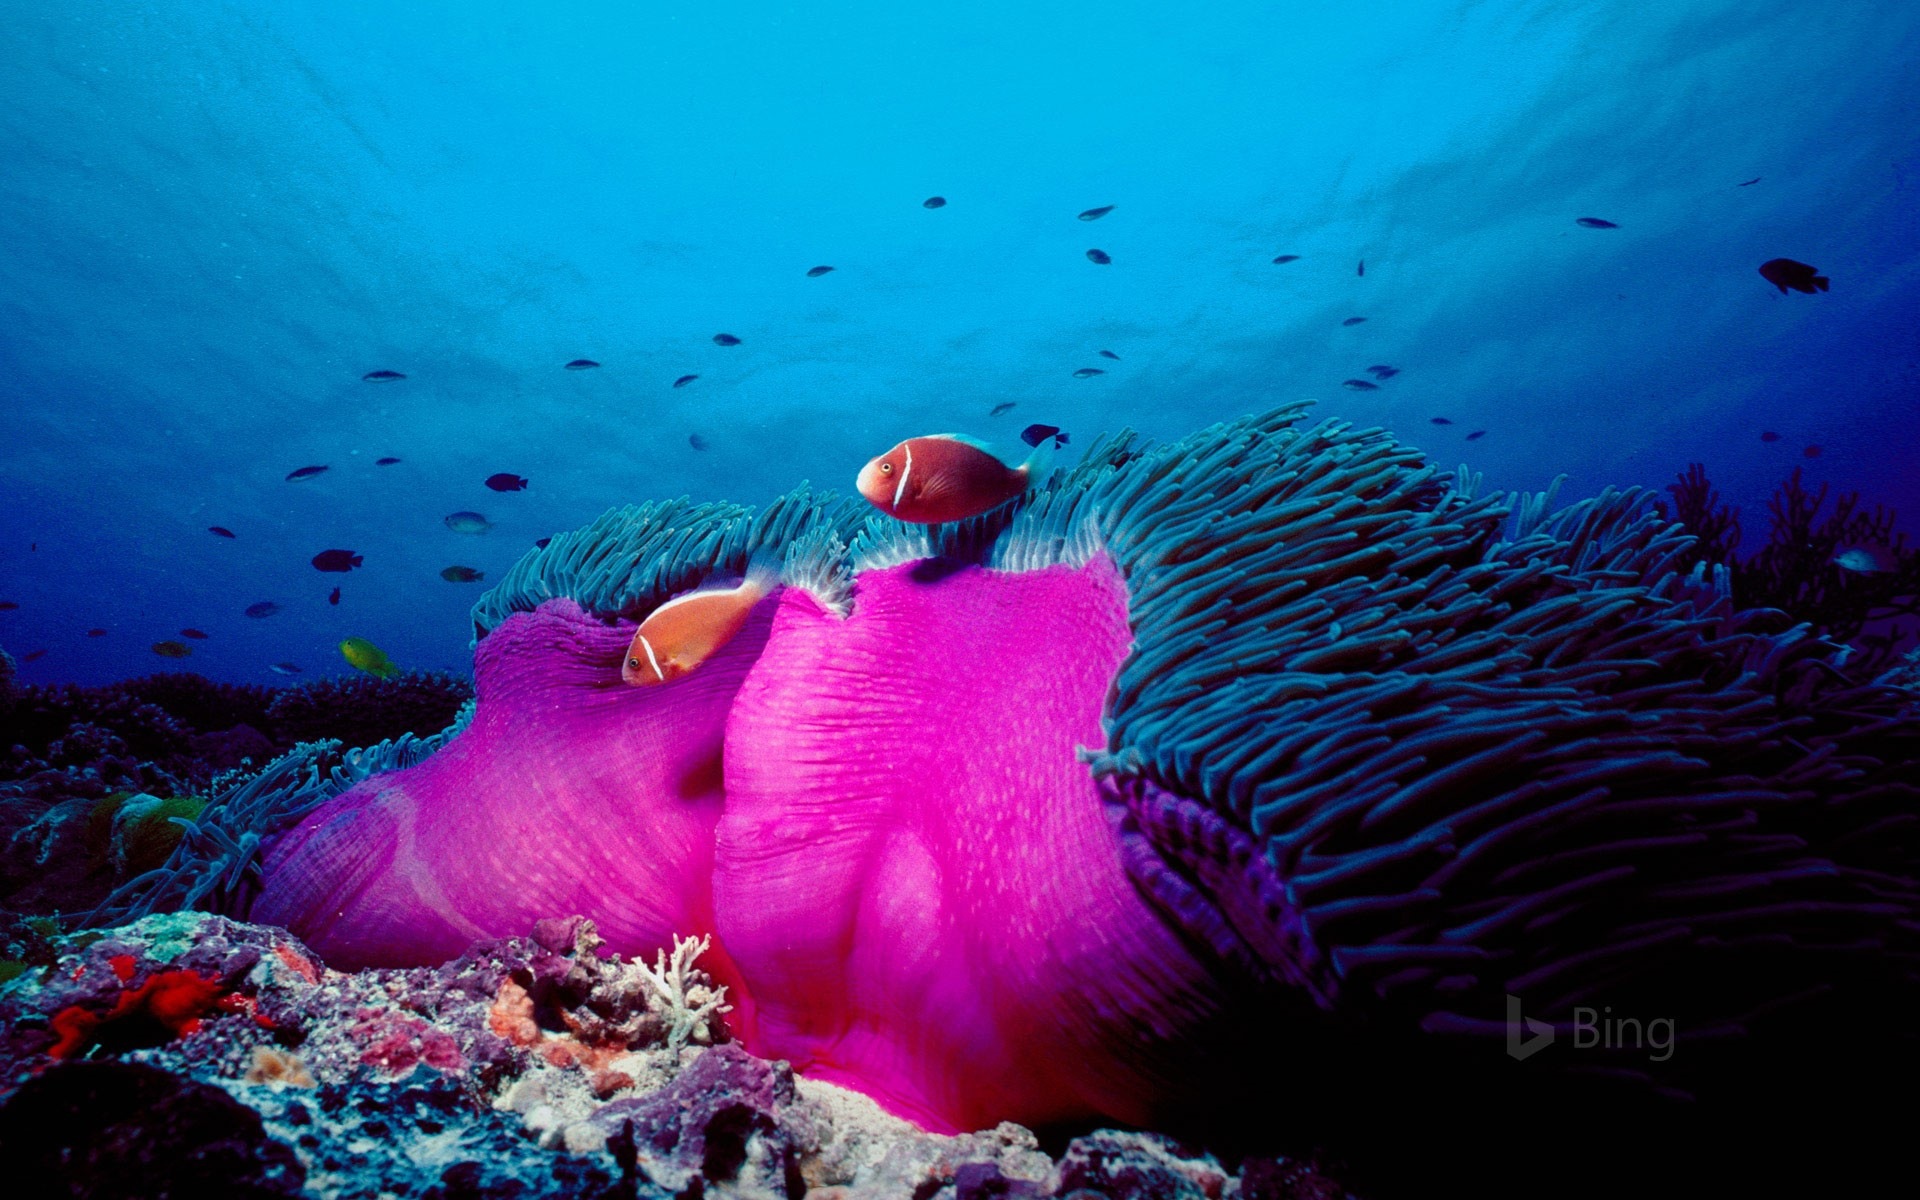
[627,657,640,669]
[879,462,893,474]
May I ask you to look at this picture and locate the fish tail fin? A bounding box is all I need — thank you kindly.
[1815,276,1830,291]
[1019,437,1056,489]
[743,545,784,596]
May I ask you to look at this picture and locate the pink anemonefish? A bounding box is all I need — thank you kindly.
[855,433,1054,524]
[621,555,780,686]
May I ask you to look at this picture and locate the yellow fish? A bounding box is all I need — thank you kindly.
[340,637,400,679]
[622,555,780,686]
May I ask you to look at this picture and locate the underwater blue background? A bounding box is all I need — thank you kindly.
[2,0,1916,686]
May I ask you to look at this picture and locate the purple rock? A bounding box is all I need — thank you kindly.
[1054,1130,1230,1200]
[589,1044,806,1195]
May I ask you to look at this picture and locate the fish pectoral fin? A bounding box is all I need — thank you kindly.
[911,471,963,504]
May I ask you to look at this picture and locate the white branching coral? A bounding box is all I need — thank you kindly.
[637,933,732,1054]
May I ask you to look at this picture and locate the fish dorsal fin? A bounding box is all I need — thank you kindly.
[921,428,998,451]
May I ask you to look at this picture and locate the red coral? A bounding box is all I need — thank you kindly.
[130,970,225,1035]
[350,1011,466,1075]
[108,955,137,983]
[46,969,231,1059]
[273,943,320,984]
[47,1008,102,1058]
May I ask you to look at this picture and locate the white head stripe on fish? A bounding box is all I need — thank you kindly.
[893,442,912,511]
[639,633,665,682]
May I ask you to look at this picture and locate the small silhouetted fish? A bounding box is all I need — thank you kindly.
[1098,350,1120,360]
[688,434,709,451]
[991,402,1017,416]
[1834,546,1893,573]
[713,333,741,346]
[535,537,552,548]
[152,641,191,658]
[1357,259,1364,276]
[87,628,107,637]
[180,628,208,639]
[376,456,401,466]
[1759,258,1829,295]
[1365,365,1399,379]
[363,370,406,382]
[673,374,698,388]
[1073,368,1105,378]
[1272,254,1300,264]
[1576,217,1618,229]
[1342,317,1367,326]
[1078,205,1114,221]
[441,565,484,583]
[312,549,364,571]
[245,601,281,619]
[1803,445,1822,458]
[1431,417,1453,425]
[329,586,340,606]
[1466,430,1487,441]
[1086,249,1111,264]
[269,662,302,676]
[1342,379,1380,391]
[923,196,946,208]
[564,359,599,371]
[0,601,14,610]
[286,465,328,482]
[444,512,492,534]
[1761,431,1781,443]
[22,649,47,663]
[485,473,529,492]
[806,265,835,277]
[1021,424,1068,448]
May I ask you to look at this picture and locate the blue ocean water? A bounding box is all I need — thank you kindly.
[2,0,1915,686]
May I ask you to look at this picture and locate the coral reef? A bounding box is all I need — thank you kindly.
[1663,462,1920,672]
[2,686,196,798]
[264,670,473,751]
[1,670,472,803]
[0,912,1341,1199]
[0,669,474,923]
[113,673,278,743]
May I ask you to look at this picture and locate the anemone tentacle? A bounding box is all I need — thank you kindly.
[81,711,471,929]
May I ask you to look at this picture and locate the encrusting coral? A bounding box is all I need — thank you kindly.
[262,670,473,751]
[5,911,1221,1200]
[69,404,1920,1193]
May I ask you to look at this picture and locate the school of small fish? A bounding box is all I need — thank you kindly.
[5,191,1842,680]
